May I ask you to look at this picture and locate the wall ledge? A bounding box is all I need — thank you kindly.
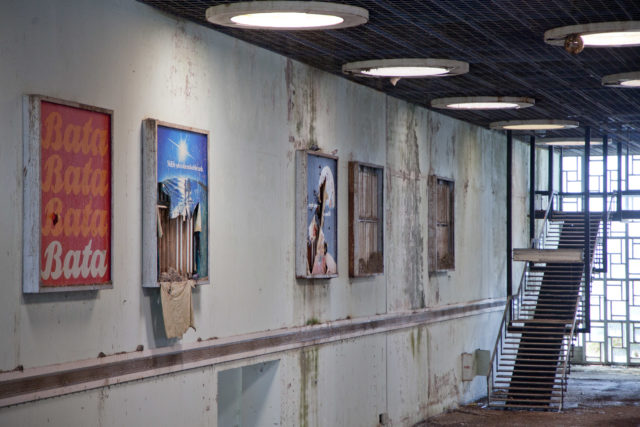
[0,297,505,408]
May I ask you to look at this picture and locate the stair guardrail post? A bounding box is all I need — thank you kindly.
[584,127,591,331]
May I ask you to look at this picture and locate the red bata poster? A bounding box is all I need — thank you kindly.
[39,101,111,287]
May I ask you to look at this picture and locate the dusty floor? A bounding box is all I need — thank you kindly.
[419,365,640,426]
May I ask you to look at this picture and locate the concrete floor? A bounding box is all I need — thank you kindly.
[420,365,640,426]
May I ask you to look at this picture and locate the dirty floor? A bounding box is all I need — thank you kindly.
[419,365,640,426]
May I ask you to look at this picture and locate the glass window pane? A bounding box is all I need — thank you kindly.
[612,347,627,363]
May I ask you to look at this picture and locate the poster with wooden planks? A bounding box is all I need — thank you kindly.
[23,95,113,293]
[142,119,209,287]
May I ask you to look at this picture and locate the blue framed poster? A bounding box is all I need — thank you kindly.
[142,120,209,287]
[296,150,338,279]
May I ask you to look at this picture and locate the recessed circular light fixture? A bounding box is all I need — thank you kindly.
[431,96,535,110]
[545,21,640,48]
[205,1,369,30]
[342,58,469,78]
[490,120,579,131]
[602,71,640,88]
[537,137,607,147]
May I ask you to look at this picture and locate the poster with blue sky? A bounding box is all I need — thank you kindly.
[305,153,337,277]
[156,125,208,282]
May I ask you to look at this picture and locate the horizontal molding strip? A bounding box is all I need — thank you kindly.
[0,297,505,408]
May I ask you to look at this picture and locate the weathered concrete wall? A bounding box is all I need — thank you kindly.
[0,0,528,425]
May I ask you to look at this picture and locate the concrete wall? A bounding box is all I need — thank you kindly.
[0,0,529,425]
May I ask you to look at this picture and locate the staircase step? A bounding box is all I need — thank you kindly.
[494,380,564,387]
[487,403,559,409]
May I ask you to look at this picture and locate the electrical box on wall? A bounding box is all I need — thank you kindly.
[462,349,490,381]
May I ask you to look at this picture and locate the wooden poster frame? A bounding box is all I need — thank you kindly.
[22,95,114,293]
[295,150,339,279]
[142,119,210,288]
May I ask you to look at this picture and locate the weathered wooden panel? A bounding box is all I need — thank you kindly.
[349,161,384,277]
[512,248,583,263]
[429,175,455,273]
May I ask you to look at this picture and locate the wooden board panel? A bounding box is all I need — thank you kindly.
[349,161,384,277]
[512,248,583,263]
[429,175,455,272]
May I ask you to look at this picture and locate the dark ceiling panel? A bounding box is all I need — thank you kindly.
[139,0,640,150]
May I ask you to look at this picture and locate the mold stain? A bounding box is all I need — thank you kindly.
[402,106,425,310]
[285,59,318,150]
[299,347,319,427]
[410,328,424,360]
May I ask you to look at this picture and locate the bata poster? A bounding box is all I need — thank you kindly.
[156,125,208,283]
[39,101,111,287]
[305,153,337,277]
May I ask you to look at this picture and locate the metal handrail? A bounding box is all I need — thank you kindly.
[487,192,609,409]
[533,191,558,249]
[558,196,613,409]
[486,193,556,406]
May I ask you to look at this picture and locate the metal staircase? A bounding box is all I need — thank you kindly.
[486,200,606,410]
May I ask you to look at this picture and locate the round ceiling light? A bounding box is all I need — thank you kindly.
[537,137,607,147]
[205,1,369,30]
[342,59,469,78]
[545,21,640,48]
[602,71,640,88]
[431,96,535,110]
[490,120,579,131]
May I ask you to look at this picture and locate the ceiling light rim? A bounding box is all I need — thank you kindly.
[431,96,535,110]
[490,119,580,131]
[544,21,640,47]
[602,71,640,87]
[537,137,608,146]
[342,58,469,78]
[205,1,369,30]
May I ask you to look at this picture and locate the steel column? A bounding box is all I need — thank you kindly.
[602,134,608,273]
[618,137,622,217]
[584,127,591,331]
[507,130,513,297]
[530,135,536,243]
[548,146,554,210]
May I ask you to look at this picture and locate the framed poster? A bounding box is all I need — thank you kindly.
[23,95,113,293]
[348,161,384,277]
[142,119,209,287]
[296,150,338,279]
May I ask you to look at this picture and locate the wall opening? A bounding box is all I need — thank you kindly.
[218,360,281,426]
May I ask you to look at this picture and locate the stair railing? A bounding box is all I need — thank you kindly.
[533,192,558,250]
[486,192,557,406]
[558,198,612,410]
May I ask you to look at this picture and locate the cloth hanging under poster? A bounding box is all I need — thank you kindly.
[160,279,196,339]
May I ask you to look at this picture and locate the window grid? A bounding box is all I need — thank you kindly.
[565,154,640,365]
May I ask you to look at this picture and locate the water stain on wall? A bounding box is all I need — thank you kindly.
[285,59,318,151]
[398,105,425,309]
[428,369,460,409]
[299,347,319,427]
[169,22,203,103]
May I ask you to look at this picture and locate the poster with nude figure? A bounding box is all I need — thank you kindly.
[296,150,338,279]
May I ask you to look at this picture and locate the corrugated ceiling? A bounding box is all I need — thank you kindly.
[139,0,640,153]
